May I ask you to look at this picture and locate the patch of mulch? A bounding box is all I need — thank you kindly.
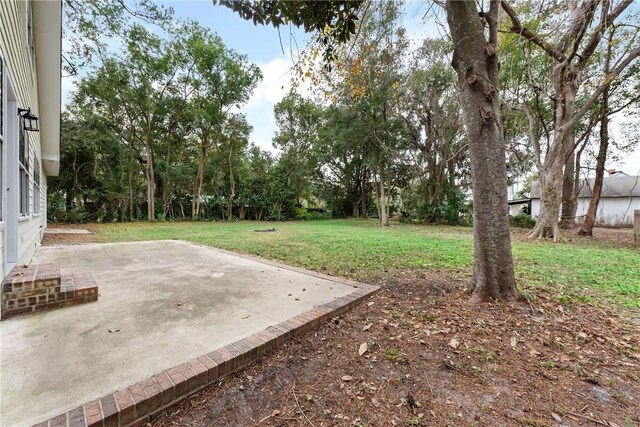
[568,227,636,249]
[150,273,640,427]
[42,223,102,246]
[510,226,636,249]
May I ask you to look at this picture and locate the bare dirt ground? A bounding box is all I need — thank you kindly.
[42,223,103,245]
[43,226,640,426]
[146,273,639,427]
[510,226,636,248]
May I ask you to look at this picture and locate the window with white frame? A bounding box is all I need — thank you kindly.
[33,156,40,214]
[19,122,29,216]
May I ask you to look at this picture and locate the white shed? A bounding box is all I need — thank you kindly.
[530,175,640,227]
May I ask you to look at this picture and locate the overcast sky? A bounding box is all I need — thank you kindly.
[61,0,639,175]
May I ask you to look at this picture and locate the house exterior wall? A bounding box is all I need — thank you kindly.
[509,203,529,216]
[0,0,52,276]
[574,197,640,227]
[0,228,4,279]
[530,197,640,227]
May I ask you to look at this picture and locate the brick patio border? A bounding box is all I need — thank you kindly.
[33,250,378,427]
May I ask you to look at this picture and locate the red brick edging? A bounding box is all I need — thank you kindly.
[34,277,378,427]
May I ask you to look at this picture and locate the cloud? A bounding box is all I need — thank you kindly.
[243,57,296,112]
[239,56,315,154]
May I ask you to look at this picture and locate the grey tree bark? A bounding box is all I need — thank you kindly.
[561,149,576,229]
[502,0,639,240]
[579,32,613,236]
[144,131,156,221]
[446,0,520,302]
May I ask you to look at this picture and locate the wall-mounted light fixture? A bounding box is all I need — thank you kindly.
[17,108,39,132]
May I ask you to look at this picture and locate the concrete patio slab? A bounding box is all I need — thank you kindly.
[44,228,91,234]
[0,240,377,426]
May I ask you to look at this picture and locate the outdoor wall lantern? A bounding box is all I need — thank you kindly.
[18,108,39,132]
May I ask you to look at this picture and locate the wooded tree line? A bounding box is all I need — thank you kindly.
[51,1,473,224]
[53,0,638,303]
[51,0,638,235]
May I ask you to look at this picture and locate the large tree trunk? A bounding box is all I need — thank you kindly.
[144,136,156,221]
[528,58,578,240]
[227,147,236,221]
[361,167,368,219]
[579,50,611,236]
[503,0,639,240]
[192,143,206,220]
[378,166,389,226]
[572,146,584,221]
[128,169,134,220]
[162,126,174,219]
[447,0,519,302]
[578,117,608,236]
[561,149,576,228]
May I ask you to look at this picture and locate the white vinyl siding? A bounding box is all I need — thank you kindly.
[531,197,640,227]
[0,0,50,270]
[0,2,40,120]
[0,54,4,222]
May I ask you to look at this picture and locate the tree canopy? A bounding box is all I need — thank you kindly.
[53,0,639,302]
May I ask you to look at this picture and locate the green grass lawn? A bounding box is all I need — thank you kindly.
[92,219,640,308]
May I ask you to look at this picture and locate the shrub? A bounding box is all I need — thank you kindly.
[293,207,308,219]
[510,212,536,229]
[302,211,330,220]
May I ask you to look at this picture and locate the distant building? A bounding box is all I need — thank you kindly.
[530,175,640,227]
[508,198,531,216]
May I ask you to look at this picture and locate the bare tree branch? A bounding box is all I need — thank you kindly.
[562,46,640,132]
[578,0,634,70]
[566,0,600,65]
[501,0,566,62]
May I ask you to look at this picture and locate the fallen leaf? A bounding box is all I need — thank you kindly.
[363,323,373,331]
[510,337,517,348]
[371,398,381,408]
[271,409,280,417]
[577,332,588,339]
[551,412,562,422]
[241,315,251,319]
[108,329,121,333]
[358,342,368,356]
[342,375,353,382]
[449,338,460,349]
[176,303,183,307]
